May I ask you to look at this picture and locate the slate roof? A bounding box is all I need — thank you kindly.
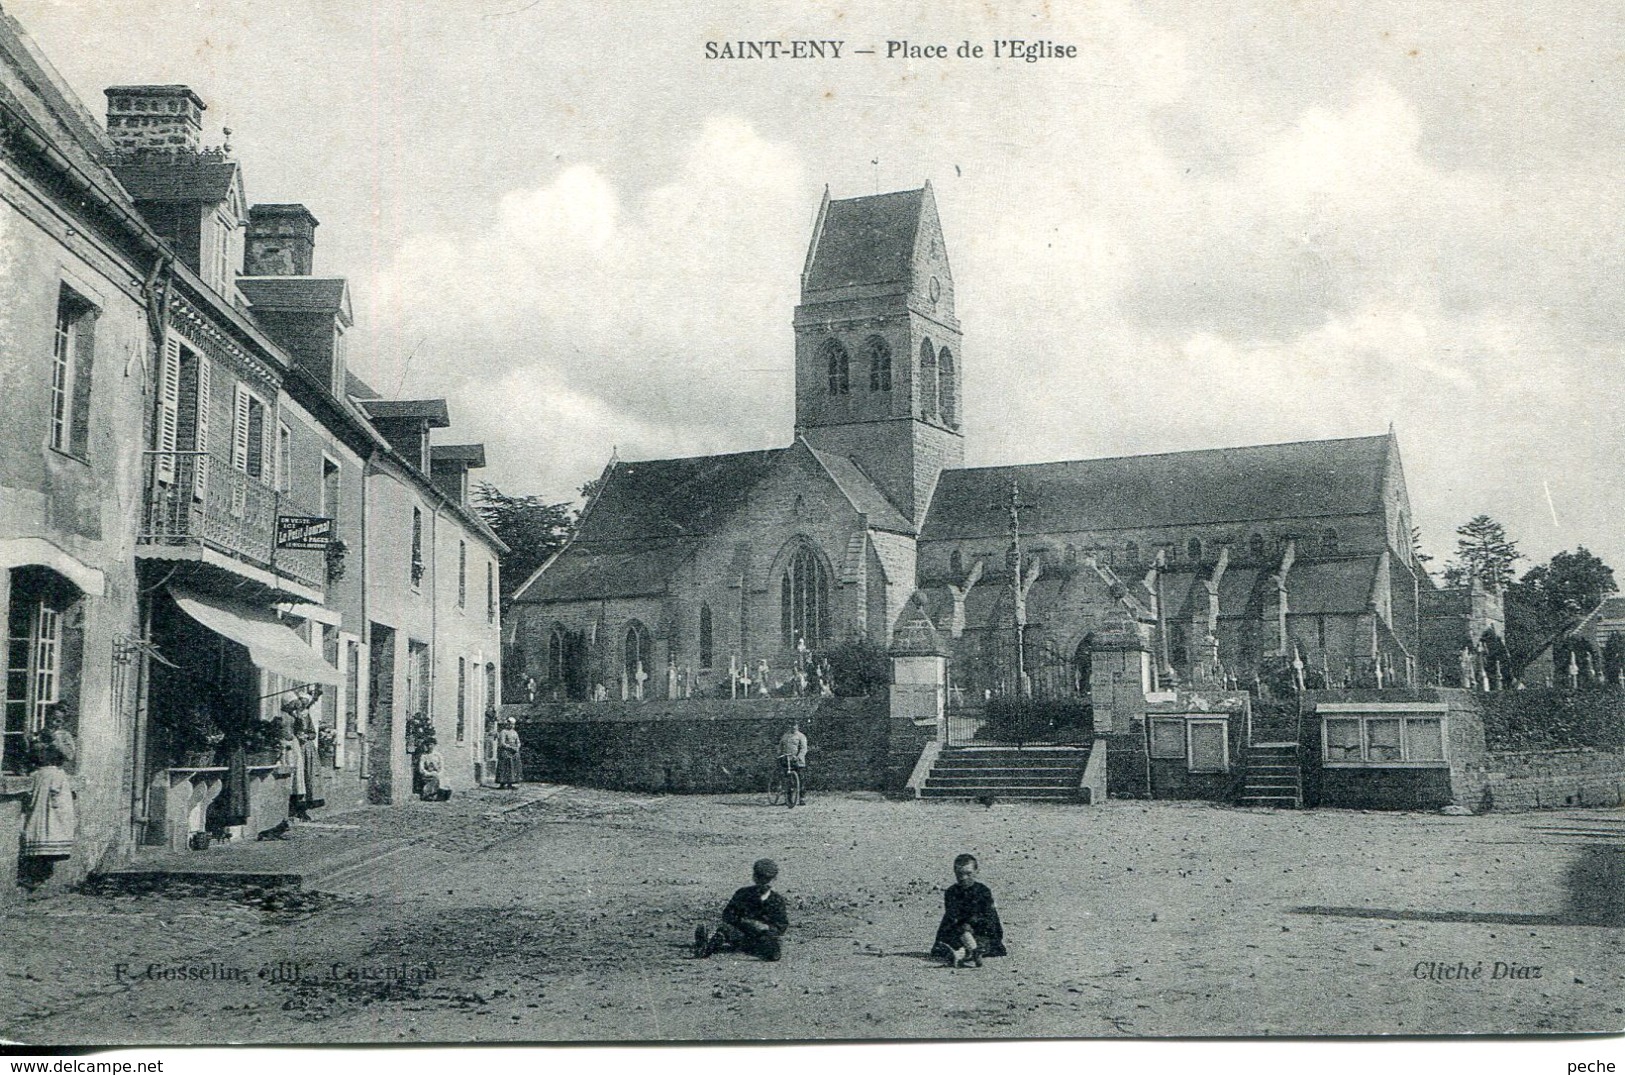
[921,435,1392,541]
[806,446,914,533]
[803,187,925,293]
[237,277,352,321]
[112,157,238,203]
[345,370,381,400]
[572,449,786,544]
[518,543,698,602]
[358,398,450,427]
[431,444,487,467]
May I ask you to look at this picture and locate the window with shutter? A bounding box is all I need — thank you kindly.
[193,356,211,499]
[246,398,265,480]
[232,383,250,472]
[67,304,96,459]
[276,423,292,493]
[158,334,181,482]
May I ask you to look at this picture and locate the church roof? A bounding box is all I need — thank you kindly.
[574,449,786,544]
[803,187,925,293]
[518,542,698,602]
[805,446,914,534]
[921,435,1391,541]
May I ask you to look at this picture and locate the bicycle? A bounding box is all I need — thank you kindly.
[766,754,803,808]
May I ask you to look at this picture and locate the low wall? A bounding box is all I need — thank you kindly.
[505,696,891,794]
[1469,748,1625,812]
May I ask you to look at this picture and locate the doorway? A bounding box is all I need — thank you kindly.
[367,624,395,803]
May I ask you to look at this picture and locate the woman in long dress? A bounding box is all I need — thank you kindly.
[495,718,522,789]
[22,741,75,859]
[417,739,450,801]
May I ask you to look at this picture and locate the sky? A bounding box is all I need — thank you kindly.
[10,0,1623,576]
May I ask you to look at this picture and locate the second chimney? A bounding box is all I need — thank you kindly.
[245,204,319,276]
[104,85,205,155]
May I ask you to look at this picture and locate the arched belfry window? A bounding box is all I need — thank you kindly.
[623,621,652,692]
[780,544,830,648]
[823,338,850,396]
[865,336,891,392]
[938,347,958,428]
[919,338,937,419]
[698,604,714,671]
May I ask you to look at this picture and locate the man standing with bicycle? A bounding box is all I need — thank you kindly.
[778,720,809,805]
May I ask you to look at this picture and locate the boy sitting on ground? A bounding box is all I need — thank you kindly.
[695,858,788,962]
[932,852,1006,968]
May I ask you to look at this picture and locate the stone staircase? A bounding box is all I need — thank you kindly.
[1239,742,1302,808]
[919,744,1090,802]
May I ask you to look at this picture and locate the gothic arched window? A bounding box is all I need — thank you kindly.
[698,604,714,671]
[780,544,829,648]
[547,624,567,685]
[823,338,850,396]
[918,338,937,420]
[938,347,958,428]
[1187,537,1203,563]
[1321,528,1339,556]
[1249,533,1267,561]
[865,335,891,392]
[623,620,652,692]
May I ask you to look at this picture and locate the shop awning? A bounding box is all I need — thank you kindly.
[170,586,342,685]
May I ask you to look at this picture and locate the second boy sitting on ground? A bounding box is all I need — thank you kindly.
[932,853,1007,968]
[695,858,788,962]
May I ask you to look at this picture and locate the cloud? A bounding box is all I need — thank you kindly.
[364,117,808,470]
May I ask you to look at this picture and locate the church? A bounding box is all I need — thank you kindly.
[508,184,1425,707]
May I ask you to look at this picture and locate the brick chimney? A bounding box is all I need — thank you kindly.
[245,204,319,276]
[104,85,206,155]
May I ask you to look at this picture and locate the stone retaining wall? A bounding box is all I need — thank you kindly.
[504,696,890,794]
[1468,748,1625,812]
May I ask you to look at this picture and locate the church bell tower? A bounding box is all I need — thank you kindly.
[792,182,964,529]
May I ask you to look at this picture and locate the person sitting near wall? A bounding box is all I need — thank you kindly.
[417,739,452,801]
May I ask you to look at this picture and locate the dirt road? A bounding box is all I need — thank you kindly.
[2,786,1620,1043]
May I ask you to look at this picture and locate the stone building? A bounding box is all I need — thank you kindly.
[0,13,154,891]
[510,183,1427,714]
[0,4,505,895]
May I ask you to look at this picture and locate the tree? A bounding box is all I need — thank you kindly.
[471,482,575,603]
[1512,546,1618,621]
[1446,515,1522,591]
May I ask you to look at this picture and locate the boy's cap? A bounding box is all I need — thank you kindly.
[752,858,779,880]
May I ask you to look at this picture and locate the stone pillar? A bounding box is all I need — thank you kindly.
[1088,646,1150,734]
[890,652,946,740]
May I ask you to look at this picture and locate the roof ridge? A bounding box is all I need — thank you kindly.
[946,434,1390,474]
[615,446,785,468]
[826,185,926,205]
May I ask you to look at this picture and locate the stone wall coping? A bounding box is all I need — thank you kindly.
[504,696,881,725]
[1317,702,1449,713]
